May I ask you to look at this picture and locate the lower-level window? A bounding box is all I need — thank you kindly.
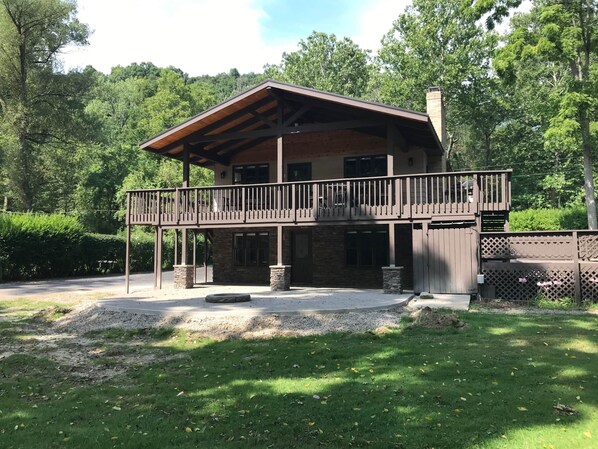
[346,230,388,267]
[234,232,269,266]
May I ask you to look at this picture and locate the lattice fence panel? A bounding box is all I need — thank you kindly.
[482,262,575,301]
[578,234,598,261]
[481,234,574,260]
[481,236,510,259]
[580,262,598,303]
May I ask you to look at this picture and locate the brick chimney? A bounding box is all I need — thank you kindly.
[426,87,447,171]
[426,87,446,148]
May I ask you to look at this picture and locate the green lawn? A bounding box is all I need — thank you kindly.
[0,304,596,449]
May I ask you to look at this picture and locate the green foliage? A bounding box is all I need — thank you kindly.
[0,213,85,280]
[532,294,576,310]
[265,31,371,97]
[0,0,90,210]
[496,0,598,227]
[0,213,186,281]
[509,206,588,231]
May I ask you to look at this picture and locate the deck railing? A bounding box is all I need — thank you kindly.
[126,170,511,226]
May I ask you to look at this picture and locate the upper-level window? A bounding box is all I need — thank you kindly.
[233,164,269,184]
[344,155,387,178]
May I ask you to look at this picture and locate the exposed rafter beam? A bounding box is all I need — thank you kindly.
[187,119,381,144]
[155,102,279,155]
[187,144,230,165]
[220,136,273,162]
[249,110,277,128]
[283,104,311,126]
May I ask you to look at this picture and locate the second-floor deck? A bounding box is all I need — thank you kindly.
[126,170,511,227]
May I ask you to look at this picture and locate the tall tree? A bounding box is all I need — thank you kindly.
[376,0,519,164]
[496,0,598,227]
[265,31,371,97]
[0,0,88,210]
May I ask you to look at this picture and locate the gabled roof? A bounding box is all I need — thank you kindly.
[140,80,443,166]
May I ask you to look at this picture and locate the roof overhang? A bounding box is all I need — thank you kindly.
[140,80,444,166]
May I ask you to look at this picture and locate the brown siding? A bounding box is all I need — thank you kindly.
[212,224,397,288]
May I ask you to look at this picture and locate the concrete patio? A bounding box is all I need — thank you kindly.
[96,285,471,317]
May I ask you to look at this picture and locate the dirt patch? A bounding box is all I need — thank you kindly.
[410,306,465,329]
[55,303,405,340]
[1,307,184,383]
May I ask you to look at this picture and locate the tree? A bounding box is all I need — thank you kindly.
[496,0,598,227]
[0,0,89,210]
[265,31,371,97]
[376,0,519,165]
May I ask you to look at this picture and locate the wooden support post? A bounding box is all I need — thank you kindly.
[181,227,188,265]
[125,224,131,294]
[277,135,283,183]
[154,227,159,289]
[181,145,190,266]
[157,228,163,289]
[204,230,209,283]
[174,229,179,266]
[182,144,190,188]
[193,230,197,284]
[388,223,396,267]
[386,124,395,177]
[277,98,284,183]
[277,225,283,265]
[573,231,581,305]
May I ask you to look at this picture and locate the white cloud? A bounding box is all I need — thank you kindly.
[352,0,411,52]
[61,0,296,75]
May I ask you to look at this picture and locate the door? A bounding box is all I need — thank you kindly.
[413,224,478,294]
[291,230,312,284]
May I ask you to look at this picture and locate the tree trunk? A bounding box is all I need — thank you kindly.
[17,28,33,211]
[580,110,597,229]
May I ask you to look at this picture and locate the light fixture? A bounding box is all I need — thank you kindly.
[408,157,414,167]
[220,170,226,179]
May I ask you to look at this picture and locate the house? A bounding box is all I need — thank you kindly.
[125,80,511,295]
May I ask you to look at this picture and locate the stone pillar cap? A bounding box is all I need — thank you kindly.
[269,265,292,268]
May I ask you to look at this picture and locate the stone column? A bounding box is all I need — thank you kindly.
[174,264,194,289]
[382,266,404,294]
[270,265,291,291]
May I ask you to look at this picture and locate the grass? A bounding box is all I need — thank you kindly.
[0,304,596,448]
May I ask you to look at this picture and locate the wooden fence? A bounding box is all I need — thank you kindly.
[481,231,598,303]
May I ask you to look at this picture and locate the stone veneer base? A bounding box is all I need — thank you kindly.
[174,264,194,289]
[270,265,291,291]
[382,266,404,294]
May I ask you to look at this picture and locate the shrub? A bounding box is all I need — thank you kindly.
[0,213,85,280]
[510,206,588,231]
[0,213,197,281]
[532,295,576,310]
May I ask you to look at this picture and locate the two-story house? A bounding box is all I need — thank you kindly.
[125,80,511,295]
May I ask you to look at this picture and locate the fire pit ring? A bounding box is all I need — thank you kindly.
[205,293,251,303]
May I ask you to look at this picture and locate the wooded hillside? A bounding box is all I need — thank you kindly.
[0,0,596,233]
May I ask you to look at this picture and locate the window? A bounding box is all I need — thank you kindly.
[233,164,269,184]
[233,232,269,266]
[345,230,388,267]
[344,155,387,178]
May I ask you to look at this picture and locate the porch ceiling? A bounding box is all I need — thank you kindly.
[140,80,443,166]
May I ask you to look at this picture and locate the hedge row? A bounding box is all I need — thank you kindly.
[509,206,588,231]
[0,213,203,282]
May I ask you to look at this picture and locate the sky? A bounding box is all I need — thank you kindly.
[60,0,412,76]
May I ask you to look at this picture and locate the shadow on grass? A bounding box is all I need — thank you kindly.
[0,312,596,448]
